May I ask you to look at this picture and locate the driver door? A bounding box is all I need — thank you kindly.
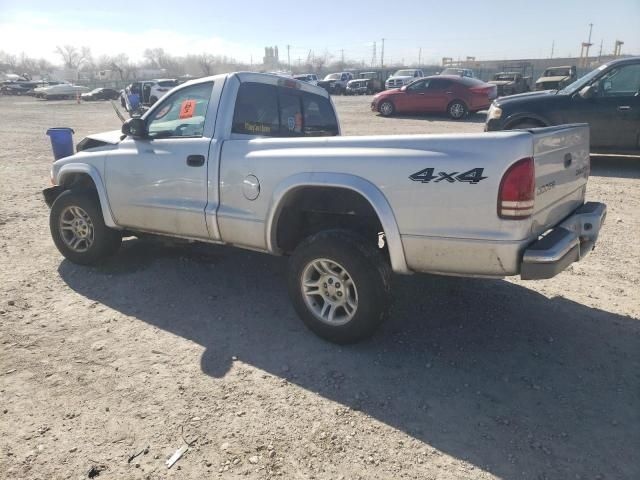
[105,82,215,239]
[567,63,640,150]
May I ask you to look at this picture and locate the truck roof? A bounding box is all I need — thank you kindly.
[180,71,331,99]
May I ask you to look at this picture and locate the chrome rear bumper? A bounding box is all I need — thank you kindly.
[521,202,607,280]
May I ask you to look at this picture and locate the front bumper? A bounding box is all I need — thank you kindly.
[43,186,64,208]
[484,117,504,132]
[520,202,607,280]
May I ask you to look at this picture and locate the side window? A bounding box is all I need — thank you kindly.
[427,79,451,90]
[232,83,279,136]
[302,92,339,137]
[598,64,640,97]
[146,82,213,138]
[232,83,338,137]
[279,92,303,136]
[407,80,427,91]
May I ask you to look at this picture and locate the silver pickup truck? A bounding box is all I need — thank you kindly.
[43,72,607,343]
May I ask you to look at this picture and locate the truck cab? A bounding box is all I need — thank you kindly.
[43,72,606,344]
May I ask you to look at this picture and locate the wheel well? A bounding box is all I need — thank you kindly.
[275,187,387,259]
[60,173,97,191]
[505,117,546,129]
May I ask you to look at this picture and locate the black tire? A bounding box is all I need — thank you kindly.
[379,100,395,117]
[447,100,468,120]
[288,230,391,344]
[50,189,121,265]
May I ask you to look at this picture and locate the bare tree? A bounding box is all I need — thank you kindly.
[55,45,91,69]
[143,48,166,68]
[198,54,215,75]
[0,50,18,70]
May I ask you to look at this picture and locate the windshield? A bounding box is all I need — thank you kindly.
[441,68,461,75]
[558,64,607,94]
[90,88,102,93]
[544,68,570,77]
[393,70,415,77]
[325,74,340,80]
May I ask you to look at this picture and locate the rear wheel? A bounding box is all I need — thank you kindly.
[379,101,395,117]
[288,230,391,344]
[447,100,468,119]
[50,190,121,265]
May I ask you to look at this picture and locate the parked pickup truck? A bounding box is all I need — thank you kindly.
[489,72,531,96]
[43,72,607,344]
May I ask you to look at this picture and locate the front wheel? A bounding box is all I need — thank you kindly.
[447,100,468,119]
[379,101,394,117]
[50,190,122,265]
[288,230,391,344]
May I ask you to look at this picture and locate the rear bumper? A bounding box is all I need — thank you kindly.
[520,202,607,280]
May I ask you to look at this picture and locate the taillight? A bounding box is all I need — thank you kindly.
[498,157,535,219]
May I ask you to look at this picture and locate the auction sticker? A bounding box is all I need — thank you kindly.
[179,100,197,119]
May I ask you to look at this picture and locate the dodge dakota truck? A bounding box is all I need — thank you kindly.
[43,72,607,343]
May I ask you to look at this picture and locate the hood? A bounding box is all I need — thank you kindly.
[87,130,122,145]
[489,80,515,86]
[86,130,122,145]
[76,129,123,152]
[495,89,561,106]
[536,75,569,84]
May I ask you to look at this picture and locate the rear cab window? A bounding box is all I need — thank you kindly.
[232,82,338,137]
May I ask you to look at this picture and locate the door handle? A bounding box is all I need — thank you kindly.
[564,153,573,168]
[186,155,205,167]
[445,91,454,95]
[617,105,631,111]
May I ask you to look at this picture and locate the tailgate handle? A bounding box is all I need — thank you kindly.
[564,153,573,168]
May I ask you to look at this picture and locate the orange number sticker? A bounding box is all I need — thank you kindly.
[179,99,196,119]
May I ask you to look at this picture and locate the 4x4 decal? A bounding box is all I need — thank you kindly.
[409,167,487,184]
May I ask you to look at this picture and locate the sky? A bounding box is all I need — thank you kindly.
[0,0,638,66]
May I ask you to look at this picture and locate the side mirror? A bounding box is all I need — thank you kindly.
[122,118,147,138]
[579,85,595,99]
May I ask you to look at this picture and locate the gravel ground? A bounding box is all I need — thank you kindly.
[0,94,638,480]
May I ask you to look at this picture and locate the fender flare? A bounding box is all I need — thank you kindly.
[265,172,410,274]
[503,112,551,129]
[56,163,118,229]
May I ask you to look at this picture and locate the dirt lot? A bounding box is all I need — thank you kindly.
[1,94,638,480]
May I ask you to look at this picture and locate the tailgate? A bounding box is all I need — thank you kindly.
[529,124,590,236]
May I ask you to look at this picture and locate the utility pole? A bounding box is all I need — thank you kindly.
[598,39,603,61]
[550,40,554,59]
[380,38,385,68]
[371,41,377,67]
[418,47,422,66]
[287,45,291,71]
[580,23,594,67]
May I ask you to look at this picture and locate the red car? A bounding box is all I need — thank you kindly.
[371,75,497,119]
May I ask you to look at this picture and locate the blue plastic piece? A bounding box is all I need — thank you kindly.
[128,93,140,111]
[46,127,75,160]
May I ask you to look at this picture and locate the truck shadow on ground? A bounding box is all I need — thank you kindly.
[590,155,640,179]
[58,239,639,479]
